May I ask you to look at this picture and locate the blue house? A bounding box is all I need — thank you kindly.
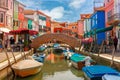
[90,10,105,45]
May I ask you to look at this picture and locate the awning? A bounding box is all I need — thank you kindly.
[96,26,113,33]
[9,28,38,35]
[0,28,11,33]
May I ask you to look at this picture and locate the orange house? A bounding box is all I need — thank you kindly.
[18,3,25,28]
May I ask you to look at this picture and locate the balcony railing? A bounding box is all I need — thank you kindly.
[0,0,8,10]
[108,13,120,25]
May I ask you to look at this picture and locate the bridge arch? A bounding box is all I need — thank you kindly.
[31,33,81,49]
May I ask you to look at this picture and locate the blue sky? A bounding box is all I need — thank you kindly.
[17,0,103,22]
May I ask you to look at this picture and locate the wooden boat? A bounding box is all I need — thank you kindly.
[102,74,120,80]
[32,54,46,63]
[70,53,86,69]
[82,65,119,80]
[38,45,47,51]
[12,60,43,77]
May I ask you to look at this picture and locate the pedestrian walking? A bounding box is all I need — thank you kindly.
[113,36,118,51]
[0,39,3,52]
[9,37,15,51]
[108,36,113,48]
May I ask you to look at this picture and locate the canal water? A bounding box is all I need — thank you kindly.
[9,54,85,80]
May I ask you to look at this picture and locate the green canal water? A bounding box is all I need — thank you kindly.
[15,55,85,80]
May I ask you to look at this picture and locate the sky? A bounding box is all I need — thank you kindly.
[17,0,104,22]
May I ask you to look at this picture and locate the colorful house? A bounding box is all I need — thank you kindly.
[51,21,63,33]
[13,0,19,30]
[0,0,9,39]
[77,20,84,39]
[104,0,120,39]
[24,10,39,31]
[90,10,106,45]
[18,2,25,28]
[6,0,13,30]
[80,14,91,38]
[37,10,51,34]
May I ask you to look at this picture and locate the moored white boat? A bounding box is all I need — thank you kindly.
[102,74,120,80]
[12,60,43,77]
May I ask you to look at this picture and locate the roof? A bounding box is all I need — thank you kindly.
[24,10,35,15]
[37,10,51,18]
[94,6,105,12]
[80,14,92,19]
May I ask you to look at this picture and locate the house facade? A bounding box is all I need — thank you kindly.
[90,10,106,45]
[77,20,84,39]
[18,2,25,28]
[105,0,120,41]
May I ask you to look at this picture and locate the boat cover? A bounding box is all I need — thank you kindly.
[82,65,119,78]
[102,74,120,80]
[70,53,86,63]
[12,60,43,70]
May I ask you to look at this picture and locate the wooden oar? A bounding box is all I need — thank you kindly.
[110,48,115,67]
[11,49,17,63]
[98,41,104,57]
[4,49,12,68]
[4,48,16,79]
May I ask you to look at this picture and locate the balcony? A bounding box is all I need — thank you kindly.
[108,13,120,25]
[0,0,8,10]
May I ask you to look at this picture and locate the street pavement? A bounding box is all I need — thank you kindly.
[0,51,20,63]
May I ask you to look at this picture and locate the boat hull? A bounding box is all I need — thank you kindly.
[13,66,41,77]
[71,61,85,70]
[12,60,43,77]
[84,72,102,80]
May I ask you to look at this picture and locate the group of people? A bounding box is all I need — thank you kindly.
[104,35,118,51]
[0,37,24,52]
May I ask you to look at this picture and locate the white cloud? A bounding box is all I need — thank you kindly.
[69,0,86,9]
[42,6,64,20]
[17,0,42,9]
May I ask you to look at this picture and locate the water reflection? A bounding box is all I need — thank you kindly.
[13,54,84,80]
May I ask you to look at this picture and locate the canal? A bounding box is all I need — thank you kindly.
[15,54,85,80]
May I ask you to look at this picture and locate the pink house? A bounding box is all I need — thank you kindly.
[0,0,13,40]
[6,0,13,30]
[77,20,84,39]
[0,0,9,29]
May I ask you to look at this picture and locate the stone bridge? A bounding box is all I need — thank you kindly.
[31,33,81,49]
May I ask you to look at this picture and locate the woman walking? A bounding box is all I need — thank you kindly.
[0,39,3,52]
[113,36,118,51]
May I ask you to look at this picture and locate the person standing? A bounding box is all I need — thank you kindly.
[0,39,3,52]
[10,37,15,45]
[10,37,15,51]
[113,36,118,51]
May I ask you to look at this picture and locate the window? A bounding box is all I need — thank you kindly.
[6,0,8,7]
[0,12,4,23]
[6,16,8,25]
[11,2,12,9]
[107,10,112,20]
[13,20,19,26]
[72,26,76,29]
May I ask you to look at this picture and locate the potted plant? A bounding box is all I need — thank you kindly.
[24,40,29,51]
